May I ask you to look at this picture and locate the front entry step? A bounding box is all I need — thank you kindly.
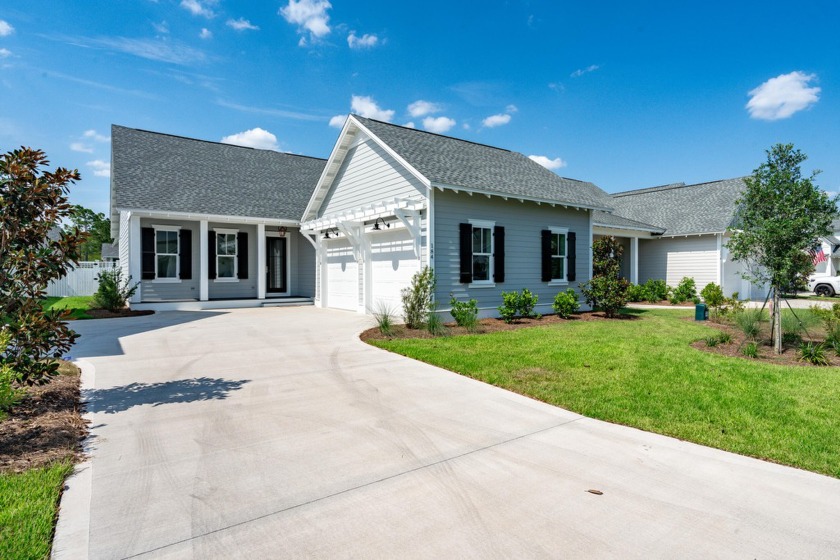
[262,297,314,308]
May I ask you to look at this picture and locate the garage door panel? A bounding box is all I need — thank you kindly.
[326,239,358,311]
[370,230,419,314]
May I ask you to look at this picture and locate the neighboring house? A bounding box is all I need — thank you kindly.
[299,115,631,317]
[101,242,119,262]
[597,178,769,300]
[110,126,325,308]
[111,116,771,315]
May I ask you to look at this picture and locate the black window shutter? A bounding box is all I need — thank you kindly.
[179,229,192,280]
[541,230,552,282]
[237,232,249,279]
[459,223,472,284]
[208,231,216,279]
[141,227,155,280]
[567,231,577,282]
[493,226,505,283]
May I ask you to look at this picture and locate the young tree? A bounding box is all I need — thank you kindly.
[0,148,86,384]
[728,144,837,354]
[67,204,111,260]
[580,235,629,318]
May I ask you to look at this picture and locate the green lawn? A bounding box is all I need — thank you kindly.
[372,309,840,478]
[0,462,73,559]
[41,296,95,320]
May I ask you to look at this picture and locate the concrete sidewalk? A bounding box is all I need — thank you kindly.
[53,307,840,559]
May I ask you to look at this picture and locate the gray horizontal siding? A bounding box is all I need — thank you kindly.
[434,190,591,316]
[295,233,316,298]
[208,222,257,299]
[320,139,426,217]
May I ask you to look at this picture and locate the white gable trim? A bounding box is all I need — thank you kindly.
[300,196,426,232]
[431,182,610,213]
[302,115,432,222]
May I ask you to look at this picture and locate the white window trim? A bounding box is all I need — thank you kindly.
[468,219,495,286]
[214,228,240,283]
[547,226,569,286]
[152,225,181,283]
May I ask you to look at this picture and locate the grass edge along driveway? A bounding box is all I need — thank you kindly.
[372,309,840,479]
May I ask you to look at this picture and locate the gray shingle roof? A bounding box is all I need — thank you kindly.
[111,125,326,220]
[353,116,614,211]
[592,210,665,233]
[610,177,747,236]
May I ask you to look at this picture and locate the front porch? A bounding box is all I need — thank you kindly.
[119,210,316,307]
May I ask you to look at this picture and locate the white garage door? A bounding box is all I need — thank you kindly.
[369,229,420,315]
[325,239,359,311]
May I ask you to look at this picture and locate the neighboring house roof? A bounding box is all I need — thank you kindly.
[610,177,747,236]
[101,242,119,259]
[111,125,326,221]
[352,116,614,211]
[591,210,665,233]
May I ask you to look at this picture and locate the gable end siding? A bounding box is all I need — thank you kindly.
[319,139,426,218]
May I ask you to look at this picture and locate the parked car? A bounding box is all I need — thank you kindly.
[807,275,840,297]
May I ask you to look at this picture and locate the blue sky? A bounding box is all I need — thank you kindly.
[1,1,838,216]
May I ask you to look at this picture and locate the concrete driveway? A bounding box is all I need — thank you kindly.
[54,307,840,559]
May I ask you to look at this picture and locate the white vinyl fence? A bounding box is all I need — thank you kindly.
[45,261,117,297]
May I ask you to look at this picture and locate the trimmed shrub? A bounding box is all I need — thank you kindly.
[519,288,539,319]
[401,266,435,329]
[626,283,646,303]
[552,289,580,319]
[449,296,479,331]
[643,279,669,302]
[670,277,697,304]
[700,282,726,311]
[93,268,139,312]
[498,289,540,323]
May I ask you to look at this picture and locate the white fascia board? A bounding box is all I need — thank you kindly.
[302,115,355,222]
[657,231,724,238]
[431,182,610,213]
[300,197,427,232]
[115,207,299,226]
[592,223,665,234]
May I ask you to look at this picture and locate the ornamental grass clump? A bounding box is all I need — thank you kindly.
[372,303,396,337]
[799,342,830,366]
[734,308,766,340]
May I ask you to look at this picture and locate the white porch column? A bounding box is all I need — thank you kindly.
[257,224,266,299]
[199,220,209,301]
[128,213,142,303]
[630,237,639,284]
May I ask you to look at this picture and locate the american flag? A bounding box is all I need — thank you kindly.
[810,246,828,266]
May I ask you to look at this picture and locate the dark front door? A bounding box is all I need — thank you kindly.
[267,237,287,294]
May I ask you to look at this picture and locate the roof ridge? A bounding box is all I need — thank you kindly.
[112,124,327,161]
[612,177,745,198]
[352,115,514,154]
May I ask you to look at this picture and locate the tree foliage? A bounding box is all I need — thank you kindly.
[66,204,111,260]
[580,236,629,318]
[0,148,85,385]
[727,143,837,353]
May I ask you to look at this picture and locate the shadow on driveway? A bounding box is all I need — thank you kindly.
[83,377,250,414]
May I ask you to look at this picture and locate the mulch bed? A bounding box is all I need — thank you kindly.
[0,362,87,473]
[690,319,840,367]
[77,309,154,320]
[360,311,638,342]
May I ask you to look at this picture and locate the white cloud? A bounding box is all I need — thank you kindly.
[482,113,511,128]
[422,116,456,134]
[746,71,821,120]
[279,0,331,43]
[86,160,110,178]
[153,21,169,34]
[328,114,346,128]
[506,104,518,113]
[347,32,378,49]
[548,82,565,93]
[0,48,10,58]
[350,95,394,122]
[529,155,567,170]
[227,18,259,31]
[0,20,14,37]
[83,129,110,143]
[70,142,94,153]
[180,0,215,18]
[403,122,415,129]
[199,28,213,39]
[220,128,279,150]
[407,100,441,118]
[570,64,599,78]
